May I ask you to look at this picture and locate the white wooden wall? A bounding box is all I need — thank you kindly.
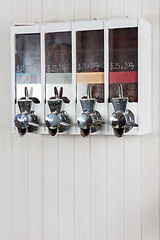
[0,0,159,239]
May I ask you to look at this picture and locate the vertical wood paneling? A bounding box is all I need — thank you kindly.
[124,137,141,240]
[90,0,106,19]
[57,3,74,240]
[26,0,42,22]
[141,0,159,239]
[43,0,57,22]
[0,0,12,239]
[125,0,141,17]
[28,135,42,240]
[0,46,12,240]
[90,136,107,240]
[90,1,107,239]
[13,136,28,240]
[26,1,43,240]
[42,2,59,240]
[42,136,59,240]
[0,129,12,240]
[73,3,91,240]
[59,136,74,240]
[107,1,125,240]
[107,0,125,18]
[73,1,91,240]
[11,1,28,240]
[142,135,159,240]
[124,2,142,240]
[107,137,124,240]
[75,137,90,240]
[12,0,27,23]
[74,0,90,20]
[58,0,73,21]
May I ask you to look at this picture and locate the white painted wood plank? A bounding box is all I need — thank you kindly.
[90,0,106,19]
[0,0,12,240]
[26,0,42,22]
[89,3,107,239]
[74,0,90,20]
[43,0,57,23]
[89,8,107,239]
[13,135,28,240]
[11,1,28,240]
[12,0,27,23]
[58,0,73,21]
[28,135,42,240]
[42,2,59,240]
[107,137,124,240]
[90,136,107,240]
[57,2,74,239]
[124,1,142,240]
[124,136,141,240]
[0,131,12,240]
[59,136,74,240]
[75,136,90,240]
[42,135,59,240]
[107,1,125,240]
[26,1,43,239]
[73,5,90,239]
[125,0,141,17]
[0,128,12,240]
[142,135,159,240]
[107,0,125,18]
[141,0,159,239]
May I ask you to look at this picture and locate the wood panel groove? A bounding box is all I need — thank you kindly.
[107,1,125,240]
[58,136,60,240]
[90,136,107,240]
[141,0,159,239]
[12,0,28,240]
[73,135,76,240]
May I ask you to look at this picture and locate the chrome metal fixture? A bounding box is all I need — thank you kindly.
[77,86,105,137]
[45,87,71,136]
[14,87,40,136]
[110,84,138,137]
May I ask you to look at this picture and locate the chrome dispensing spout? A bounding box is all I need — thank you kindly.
[77,86,104,137]
[45,87,71,136]
[110,84,138,137]
[14,87,40,136]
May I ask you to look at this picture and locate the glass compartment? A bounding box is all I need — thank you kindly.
[109,27,138,102]
[15,33,41,84]
[45,31,72,84]
[45,31,72,100]
[15,33,41,101]
[76,30,104,102]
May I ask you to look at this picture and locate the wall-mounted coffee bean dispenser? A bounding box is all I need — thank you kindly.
[11,18,151,136]
[77,86,105,137]
[106,18,151,135]
[11,24,43,134]
[74,20,107,135]
[41,22,75,134]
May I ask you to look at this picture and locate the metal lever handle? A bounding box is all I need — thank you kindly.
[25,87,29,99]
[54,87,58,98]
[59,87,63,98]
[87,85,91,99]
[118,84,123,98]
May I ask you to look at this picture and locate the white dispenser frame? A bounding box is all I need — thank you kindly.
[11,18,152,136]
